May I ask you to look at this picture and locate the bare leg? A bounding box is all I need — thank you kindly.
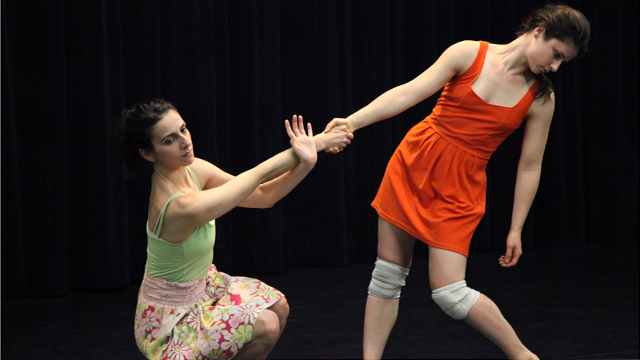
[234,298,289,360]
[363,217,415,360]
[429,246,537,360]
[268,297,290,337]
[464,295,538,360]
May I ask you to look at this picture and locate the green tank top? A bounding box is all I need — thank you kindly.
[145,167,216,282]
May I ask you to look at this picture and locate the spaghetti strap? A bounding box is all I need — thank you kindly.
[153,194,183,235]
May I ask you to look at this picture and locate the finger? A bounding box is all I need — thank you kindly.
[504,247,513,264]
[511,250,521,266]
[285,120,295,138]
[292,115,301,137]
[324,120,336,133]
[307,122,313,137]
[297,115,305,135]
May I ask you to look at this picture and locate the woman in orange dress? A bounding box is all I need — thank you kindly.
[324,4,590,359]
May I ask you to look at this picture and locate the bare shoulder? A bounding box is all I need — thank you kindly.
[441,40,481,76]
[188,157,233,190]
[528,91,556,122]
[189,157,215,172]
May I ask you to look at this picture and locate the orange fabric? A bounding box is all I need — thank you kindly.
[371,41,538,257]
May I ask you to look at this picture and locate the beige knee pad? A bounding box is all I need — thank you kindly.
[431,280,480,320]
[367,258,410,299]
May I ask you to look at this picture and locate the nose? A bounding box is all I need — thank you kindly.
[550,60,562,72]
[180,134,192,148]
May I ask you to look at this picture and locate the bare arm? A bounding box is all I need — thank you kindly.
[190,118,353,209]
[170,116,318,231]
[500,93,555,267]
[238,125,352,208]
[324,40,478,133]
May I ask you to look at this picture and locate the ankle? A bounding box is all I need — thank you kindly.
[508,349,538,360]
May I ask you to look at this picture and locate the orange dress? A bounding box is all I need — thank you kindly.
[371,41,538,257]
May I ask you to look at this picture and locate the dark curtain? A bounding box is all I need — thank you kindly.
[2,0,638,298]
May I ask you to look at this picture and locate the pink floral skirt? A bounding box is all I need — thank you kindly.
[134,265,284,359]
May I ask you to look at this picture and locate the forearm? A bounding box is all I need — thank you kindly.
[250,160,314,208]
[510,168,541,233]
[252,148,300,184]
[313,133,329,152]
[347,84,413,131]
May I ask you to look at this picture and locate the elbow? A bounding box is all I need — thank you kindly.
[257,191,277,208]
[261,201,276,209]
[518,156,543,174]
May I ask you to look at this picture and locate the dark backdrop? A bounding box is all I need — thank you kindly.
[2,0,638,298]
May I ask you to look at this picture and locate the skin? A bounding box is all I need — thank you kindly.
[140,112,353,359]
[324,27,578,359]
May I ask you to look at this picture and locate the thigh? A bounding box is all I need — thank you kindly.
[428,246,468,290]
[377,216,416,269]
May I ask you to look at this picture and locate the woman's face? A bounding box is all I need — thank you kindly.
[528,28,579,75]
[145,110,194,167]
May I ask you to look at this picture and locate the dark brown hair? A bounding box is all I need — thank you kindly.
[117,99,177,177]
[516,3,591,102]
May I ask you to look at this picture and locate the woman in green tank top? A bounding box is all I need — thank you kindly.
[118,99,353,359]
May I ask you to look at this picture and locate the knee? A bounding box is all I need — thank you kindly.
[272,297,290,321]
[431,280,480,320]
[368,257,410,299]
[254,309,280,345]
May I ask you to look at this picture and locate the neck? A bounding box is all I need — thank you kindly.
[152,163,192,192]
[493,35,534,76]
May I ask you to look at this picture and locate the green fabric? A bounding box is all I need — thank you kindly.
[146,167,216,282]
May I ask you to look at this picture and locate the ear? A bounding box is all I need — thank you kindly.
[534,26,546,38]
[139,148,156,163]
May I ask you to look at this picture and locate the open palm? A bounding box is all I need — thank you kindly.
[285,115,317,165]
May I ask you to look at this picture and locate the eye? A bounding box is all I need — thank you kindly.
[553,51,561,60]
[181,125,188,133]
[165,138,174,145]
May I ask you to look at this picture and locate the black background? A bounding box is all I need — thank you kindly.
[2,0,638,298]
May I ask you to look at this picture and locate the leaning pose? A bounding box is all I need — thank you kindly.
[324,4,589,359]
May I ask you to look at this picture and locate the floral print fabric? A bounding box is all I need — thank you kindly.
[135,265,284,359]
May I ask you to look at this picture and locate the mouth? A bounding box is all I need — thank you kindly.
[182,149,192,157]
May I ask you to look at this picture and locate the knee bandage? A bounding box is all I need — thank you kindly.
[431,280,480,320]
[368,258,410,299]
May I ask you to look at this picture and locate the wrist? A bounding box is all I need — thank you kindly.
[346,117,357,132]
[298,157,316,170]
[313,133,327,152]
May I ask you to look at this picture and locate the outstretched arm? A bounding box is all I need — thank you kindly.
[324,40,478,133]
[189,116,352,210]
[237,116,353,207]
[171,116,316,229]
[500,93,555,267]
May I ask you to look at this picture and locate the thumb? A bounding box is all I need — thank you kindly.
[324,121,335,133]
[504,247,513,263]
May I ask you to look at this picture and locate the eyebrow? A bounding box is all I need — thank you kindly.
[161,122,187,141]
[559,48,567,59]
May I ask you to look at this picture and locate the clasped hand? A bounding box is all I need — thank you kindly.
[323,118,355,154]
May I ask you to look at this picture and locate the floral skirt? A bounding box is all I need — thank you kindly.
[134,265,284,359]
